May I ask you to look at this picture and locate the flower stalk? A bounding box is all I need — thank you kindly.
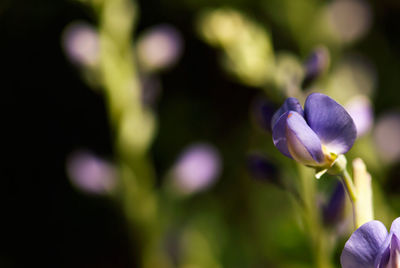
[329,155,373,229]
[329,155,357,202]
[340,169,357,203]
[92,0,166,266]
[298,165,334,268]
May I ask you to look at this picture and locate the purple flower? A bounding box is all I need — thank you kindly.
[345,95,374,137]
[66,150,116,195]
[323,181,346,226]
[61,22,99,67]
[271,93,357,167]
[246,153,279,185]
[327,0,372,44]
[172,143,221,195]
[302,46,330,88]
[341,217,400,268]
[374,112,400,164]
[136,24,183,72]
[251,97,277,132]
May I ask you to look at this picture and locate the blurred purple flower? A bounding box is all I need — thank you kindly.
[327,0,372,44]
[251,97,277,132]
[272,93,357,167]
[345,95,373,137]
[323,181,346,225]
[302,46,330,88]
[341,217,400,268]
[136,24,183,72]
[246,153,279,186]
[66,150,116,195]
[172,143,221,195]
[374,112,400,164]
[62,22,99,66]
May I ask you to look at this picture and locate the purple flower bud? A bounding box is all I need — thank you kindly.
[62,22,99,67]
[66,150,116,195]
[172,143,221,195]
[246,153,279,185]
[323,182,346,225]
[302,46,330,88]
[271,93,357,167]
[136,24,183,72]
[341,217,400,268]
[251,97,277,132]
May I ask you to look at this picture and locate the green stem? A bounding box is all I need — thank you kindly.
[340,169,357,203]
[93,0,168,266]
[334,157,373,229]
[298,165,333,268]
[330,155,360,229]
[339,170,357,229]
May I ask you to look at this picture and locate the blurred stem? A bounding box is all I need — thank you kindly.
[93,0,168,266]
[298,165,333,268]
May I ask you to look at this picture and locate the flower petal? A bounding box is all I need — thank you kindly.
[271,97,304,129]
[375,232,400,268]
[374,233,391,268]
[341,220,388,268]
[304,93,357,154]
[375,218,400,268]
[390,217,400,237]
[286,111,325,165]
[387,234,400,268]
[272,111,292,158]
